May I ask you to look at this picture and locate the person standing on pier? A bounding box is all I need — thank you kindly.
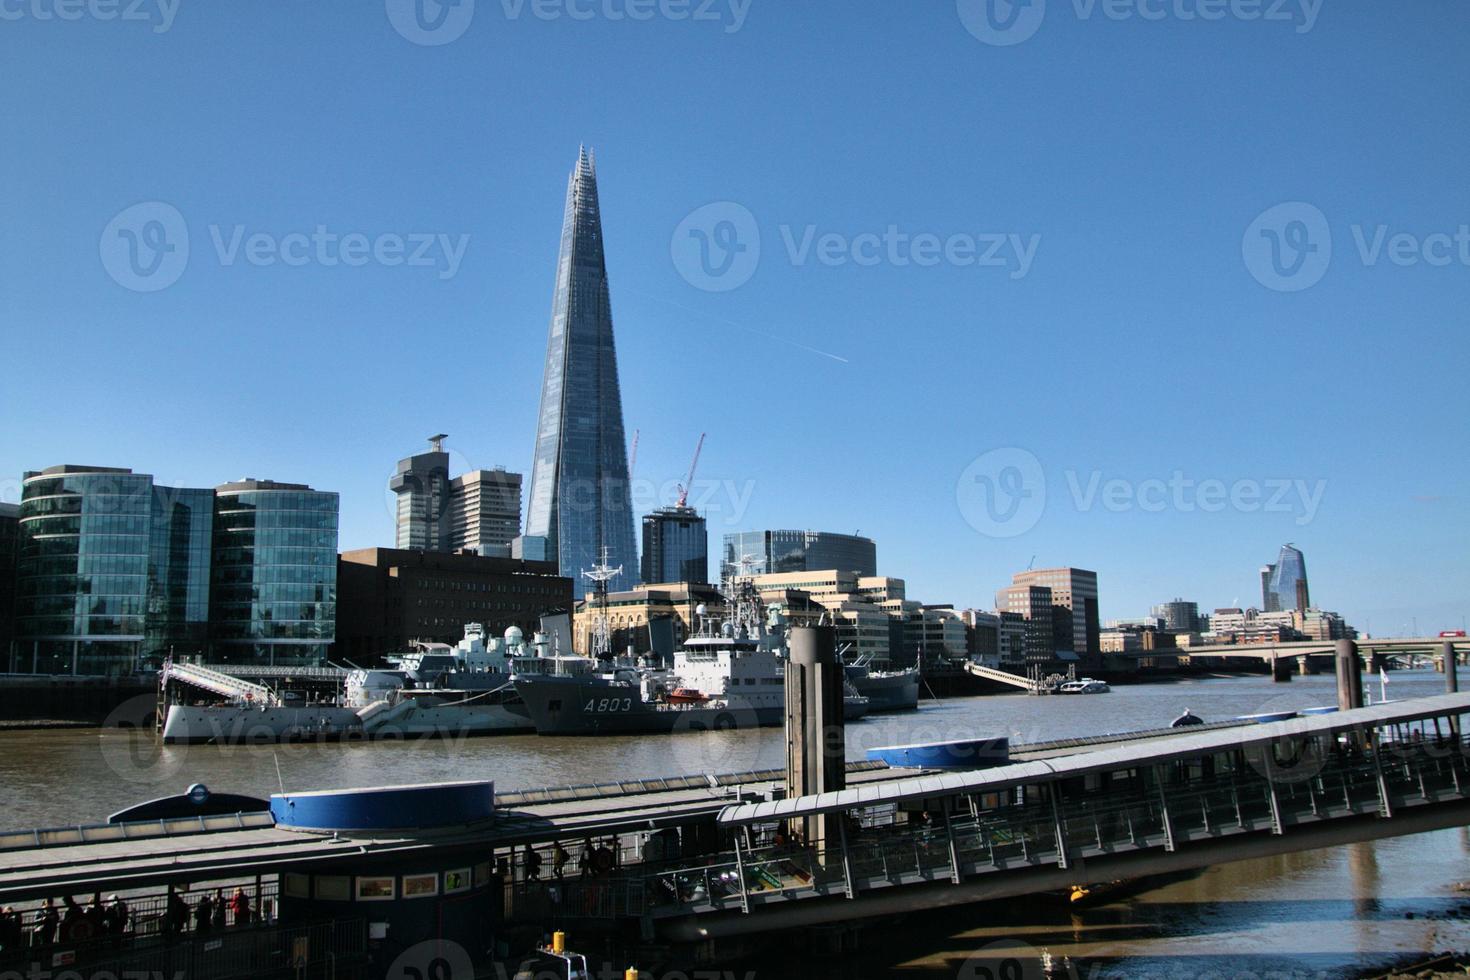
[193,892,213,933]
[229,887,251,927]
[106,896,129,947]
[210,890,226,931]
[552,841,570,879]
[32,899,57,947]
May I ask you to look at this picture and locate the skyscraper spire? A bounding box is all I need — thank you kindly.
[525,148,637,599]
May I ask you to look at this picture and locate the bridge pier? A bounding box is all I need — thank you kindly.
[785,625,845,849]
[1271,656,1293,683]
[1444,640,1458,693]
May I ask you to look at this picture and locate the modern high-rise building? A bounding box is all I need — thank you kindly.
[525,147,638,599]
[390,435,451,552]
[1010,567,1101,658]
[1264,543,1311,614]
[0,503,19,664]
[995,583,1055,662]
[209,479,339,666]
[448,468,522,558]
[721,530,877,579]
[1151,598,1201,633]
[640,505,708,585]
[11,466,337,675]
[1262,543,1310,612]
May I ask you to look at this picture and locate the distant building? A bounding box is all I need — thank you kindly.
[1297,608,1354,641]
[1010,567,1100,659]
[995,584,1056,662]
[1262,543,1310,612]
[209,479,339,666]
[640,506,708,585]
[722,530,876,578]
[390,435,452,552]
[963,609,1000,664]
[1207,607,1298,644]
[0,503,18,663]
[335,547,571,662]
[573,582,723,658]
[448,468,522,557]
[12,466,337,675]
[742,569,891,662]
[1151,598,1200,633]
[391,437,524,558]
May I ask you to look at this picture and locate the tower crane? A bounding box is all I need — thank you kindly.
[675,432,706,509]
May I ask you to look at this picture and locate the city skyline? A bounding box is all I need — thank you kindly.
[1,4,1465,635]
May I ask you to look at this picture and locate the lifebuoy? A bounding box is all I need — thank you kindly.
[245,692,254,702]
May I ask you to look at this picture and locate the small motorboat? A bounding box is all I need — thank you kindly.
[1171,709,1204,727]
[1058,678,1110,694]
[666,687,710,705]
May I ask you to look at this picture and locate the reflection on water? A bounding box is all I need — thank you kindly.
[2,671,1467,976]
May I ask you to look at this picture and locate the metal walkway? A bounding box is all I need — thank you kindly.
[627,693,1470,938]
[160,660,278,705]
[962,662,1047,693]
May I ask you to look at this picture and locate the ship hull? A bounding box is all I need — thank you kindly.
[513,675,784,735]
[849,669,921,713]
[162,704,363,744]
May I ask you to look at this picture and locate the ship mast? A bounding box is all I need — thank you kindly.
[581,547,622,660]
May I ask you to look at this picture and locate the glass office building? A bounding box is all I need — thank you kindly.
[1262,543,1310,613]
[525,148,638,599]
[210,480,338,666]
[722,530,878,580]
[145,486,215,658]
[641,506,709,585]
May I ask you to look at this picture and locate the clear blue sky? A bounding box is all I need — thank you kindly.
[2,0,1467,634]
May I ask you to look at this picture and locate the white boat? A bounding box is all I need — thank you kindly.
[1057,677,1110,694]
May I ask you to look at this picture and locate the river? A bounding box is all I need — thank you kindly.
[3,670,1467,977]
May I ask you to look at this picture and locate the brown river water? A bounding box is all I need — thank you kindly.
[2,671,1467,977]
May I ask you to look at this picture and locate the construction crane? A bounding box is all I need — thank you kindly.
[675,432,706,509]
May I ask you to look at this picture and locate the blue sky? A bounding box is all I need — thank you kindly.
[2,0,1467,633]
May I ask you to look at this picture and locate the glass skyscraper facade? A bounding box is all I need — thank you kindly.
[10,466,338,675]
[525,148,637,599]
[722,530,878,580]
[641,506,709,585]
[210,480,338,666]
[1262,543,1310,612]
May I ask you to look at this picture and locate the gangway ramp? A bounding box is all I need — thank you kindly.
[963,662,1045,693]
[161,661,277,706]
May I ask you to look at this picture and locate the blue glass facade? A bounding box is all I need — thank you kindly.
[722,530,878,579]
[210,481,338,666]
[525,148,638,599]
[641,507,709,585]
[11,467,338,675]
[1264,544,1310,613]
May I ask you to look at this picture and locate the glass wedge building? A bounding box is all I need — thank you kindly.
[1262,543,1310,613]
[525,147,638,598]
[210,480,338,666]
[10,466,338,675]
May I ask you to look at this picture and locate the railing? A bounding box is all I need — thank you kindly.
[626,732,1470,918]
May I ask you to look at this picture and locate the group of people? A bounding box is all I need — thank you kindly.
[163,887,254,937]
[0,894,130,953]
[0,886,258,957]
[521,839,618,882]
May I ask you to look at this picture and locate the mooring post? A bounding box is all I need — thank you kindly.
[1336,639,1363,712]
[1446,640,1460,741]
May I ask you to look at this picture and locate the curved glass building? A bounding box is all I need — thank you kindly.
[1262,543,1310,613]
[210,480,338,666]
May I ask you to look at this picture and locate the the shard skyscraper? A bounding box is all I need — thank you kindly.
[525,148,637,599]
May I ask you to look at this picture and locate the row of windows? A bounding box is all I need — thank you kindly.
[213,546,337,567]
[210,529,337,549]
[215,511,338,532]
[16,574,150,598]
[212,584,336,603]
[411,578,565,595]
[415,598,536,613]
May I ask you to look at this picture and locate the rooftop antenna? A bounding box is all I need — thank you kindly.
[428,433,448,453]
